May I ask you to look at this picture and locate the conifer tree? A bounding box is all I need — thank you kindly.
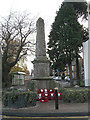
[47,2,88,86]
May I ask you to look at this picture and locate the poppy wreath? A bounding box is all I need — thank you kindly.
[48,93,55,100]
[40,93,49,102]
[37,88,62,102]
[40,95,48,103]
[43,89,49,96]
[37,93,44,101]
[49,89,55,93]
[38,89,44,94]
[40,99,46,103]
[44,97,48,102]
[58,92,62,100]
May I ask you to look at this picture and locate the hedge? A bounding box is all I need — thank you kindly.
[59,87,88,103]
[2,91,37,108]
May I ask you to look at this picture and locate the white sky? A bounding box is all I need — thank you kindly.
[0,0,89,73]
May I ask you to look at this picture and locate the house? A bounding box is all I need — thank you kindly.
[64,57,84,80]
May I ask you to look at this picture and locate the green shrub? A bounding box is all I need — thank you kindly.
[27,92,37,105]
[80,80,85,87]
[2,91,37,107]
[60,88,88,103]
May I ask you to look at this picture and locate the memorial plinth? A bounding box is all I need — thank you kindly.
[32,18,52,89]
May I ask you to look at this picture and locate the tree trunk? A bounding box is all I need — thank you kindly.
[76,53,80,86]
[2,63,11,88]
[68,63,73,87]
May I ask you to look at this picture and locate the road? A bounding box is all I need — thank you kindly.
[1,115,90,120]
[1,112,90,120]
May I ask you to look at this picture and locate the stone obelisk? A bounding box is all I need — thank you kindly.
[83,2,90,86]
[32,17,52,89]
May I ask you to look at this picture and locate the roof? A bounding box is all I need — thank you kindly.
[12,71,25,75]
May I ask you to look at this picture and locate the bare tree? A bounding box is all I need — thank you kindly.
[0,12,36,87]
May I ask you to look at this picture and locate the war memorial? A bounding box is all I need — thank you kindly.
[32,18,53,89]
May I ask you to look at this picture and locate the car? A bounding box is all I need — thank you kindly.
[65,76,70,81]
[53,76,62,81]
[52,76,57,80]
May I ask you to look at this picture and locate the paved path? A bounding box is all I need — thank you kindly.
[2,101,88,114]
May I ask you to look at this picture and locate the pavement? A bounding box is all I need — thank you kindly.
[2,101,89,114]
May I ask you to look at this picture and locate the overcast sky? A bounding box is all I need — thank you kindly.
[0,0,63,40]
[0,0,89,73]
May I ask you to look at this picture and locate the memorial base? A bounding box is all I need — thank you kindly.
[32,77,56,90]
